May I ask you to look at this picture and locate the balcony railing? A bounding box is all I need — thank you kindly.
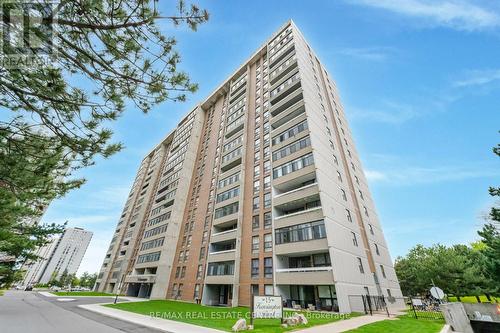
[275,266,333,273]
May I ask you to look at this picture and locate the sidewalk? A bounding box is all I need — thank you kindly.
[294,314,398,333]
[38,291,147,302]
[79,303,226,333]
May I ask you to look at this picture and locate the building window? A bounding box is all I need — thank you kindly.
[251,259,259,278]
[358,257,364,274]
[175,267,180,278]
[254,165,260,177]
[380,265,386,278]
[346,209,353,222]
[264,176,271,190]
[337,171,342,182]
[364,206,369,217]
[252,215,260,230]
[264,192,271,208]
[341,189,347,201]
[352,232,358,247]
[196,264,203,279]
[264,284,274,296]
[199,247,206,260]
[369,224,374,235]
[180,266,186,278]
[207,261,234,276]
[253,196,260,210]
[214,202,239,219]
[264,234,272,252]
[194,284,200,300]
[253,180,260,193]
[263,160,271,173]
[264,212,272,229]
[264,258,273,278]
[273,153,314,179]
[275,220,326,244]
[374,243,380,255]
[252,236,260,254]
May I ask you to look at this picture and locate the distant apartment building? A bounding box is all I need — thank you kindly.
[96,21,403,312]
[23,227,93,285]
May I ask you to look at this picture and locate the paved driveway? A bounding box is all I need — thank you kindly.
[0,290,162,333]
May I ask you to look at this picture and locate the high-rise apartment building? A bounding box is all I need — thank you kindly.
[23,227,93,284]
[96,21,403,312]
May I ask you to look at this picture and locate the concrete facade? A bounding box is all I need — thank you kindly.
[96,21,403,312]
[31,227,93,284]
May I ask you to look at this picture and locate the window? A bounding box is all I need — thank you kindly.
[352,232,358,247]
[369,224,374,235]
[272,137,311,161]
[337,171,342,182]
[358,257,364,274]
[341,189,347,201]
[387,289,392,298]
[199,247,206,260]
[346,209,353,222]
[264,212,272,229]
[252,215,260,230]
[196,264,203,279]
[254,165,260,177]
[264,285,274,296]
[254,151,260,163]
[264,258,273,278]
[264,192,271,208]
[207,261,235,276]
[380,265,386,278]
[263,160,271,173]
[252,236,260,254]
[264,234,272,252]
[175,267,180,278]
[251,259,259,278]
[364,206,369,217]
[180,266,186,278]
[374,243,380,255]
[216,187,240,203]
[218,172,240,189]
[253,196,260,210]
[275,220,326,244]
[214,202,239,219]
[194,284,200,299]
[272,120,308,145]
[264,176,271,189]
[359,190,364,200]
[253,180,260,193]
[273,153,314,178]
[137,251,161,264]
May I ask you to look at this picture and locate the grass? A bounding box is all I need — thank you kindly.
[344,315,444,333]
[52,291,114,297]
[0,290,4,296]
[448,295,499,303]
[105,299,360,333]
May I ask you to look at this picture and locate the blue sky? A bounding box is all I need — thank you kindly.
[39,0,500,274]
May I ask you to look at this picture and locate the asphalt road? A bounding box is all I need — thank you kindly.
[0,290,162,333]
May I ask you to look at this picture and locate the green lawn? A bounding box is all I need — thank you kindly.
[105,300,360,333]
[344,316,444,333]
[52,291,114,297]
[448,295,499,303]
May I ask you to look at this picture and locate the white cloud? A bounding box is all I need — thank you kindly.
[348,0,500,31]
[364,162,500,186]
[349,101,421,124]
[337,47,396,61]
[453,69,500,87]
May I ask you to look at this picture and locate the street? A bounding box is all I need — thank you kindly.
[0,291,162,333]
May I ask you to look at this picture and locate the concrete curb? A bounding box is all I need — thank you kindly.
[78,303,226,333]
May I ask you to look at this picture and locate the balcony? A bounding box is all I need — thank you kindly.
[205,274,235,285]
[124,274,156,284]
[274,183,319,208]
[270,54,298,85]
[211,228,237,243]
[229,85,246,104]
[273,164,316,192]
[270,72,301,106]
[220,154,242,173]
[274,206,323,229]
[269,40,295,69]
[270,99,306,129]
[270,88,303,117]
[274,238,328,256]
[207,249,236,263]
[225,119,245,138]
[275,267,334,285]
[213,212,239,228]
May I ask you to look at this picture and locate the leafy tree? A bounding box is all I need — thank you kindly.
[59,269,69,287]
[70,274,80,287]
[0,0,208,286]
[79,271,97,289]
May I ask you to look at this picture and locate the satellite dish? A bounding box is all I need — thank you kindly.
[430,286,445,300]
